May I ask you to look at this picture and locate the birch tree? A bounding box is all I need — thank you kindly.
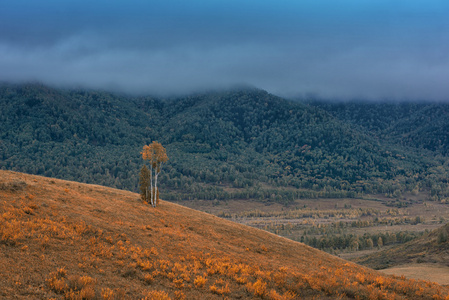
[141,141,168,207]
[139,165,151,203]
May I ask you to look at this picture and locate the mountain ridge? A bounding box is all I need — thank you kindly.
[309,100,449,155]
[2,83,449,202]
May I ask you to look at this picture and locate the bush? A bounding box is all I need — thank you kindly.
[437,231,448,244]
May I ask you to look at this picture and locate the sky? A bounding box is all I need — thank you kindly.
[1,0,449,100]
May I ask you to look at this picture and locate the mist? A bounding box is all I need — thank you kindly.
[1,0,449,100]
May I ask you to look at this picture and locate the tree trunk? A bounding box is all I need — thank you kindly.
[154,171,159,207]
[154,163,163,207]
[150,166,154,207]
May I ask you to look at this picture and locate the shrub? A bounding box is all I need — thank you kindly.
[246,279,267,297]
[143,290,171,300]
[210,283,230,295]
[65,286,96,300]
[0,181,26,191]
[194,275,207,288]
[172,278,184,289]
[174,291,185,300]
[437,231,448,244]
[144,273,154,284]
[268,289,297,300]
[46,275,67,294]
[101,288,115,300]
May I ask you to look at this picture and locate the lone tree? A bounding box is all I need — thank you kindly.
[139,165,151,203]
[140,141,168,207]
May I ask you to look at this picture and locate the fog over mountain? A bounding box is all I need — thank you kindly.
[1,0,449,100]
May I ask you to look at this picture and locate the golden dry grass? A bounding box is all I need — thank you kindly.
[380,264,449,285]
[1,169,449,299]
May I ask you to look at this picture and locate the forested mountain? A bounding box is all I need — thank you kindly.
[1,83,449,203]
[309,100,449,155]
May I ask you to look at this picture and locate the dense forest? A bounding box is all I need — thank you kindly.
[309,100,449,155]
[1,83,449,203]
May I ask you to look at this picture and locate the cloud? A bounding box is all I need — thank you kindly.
[1,0,449,100]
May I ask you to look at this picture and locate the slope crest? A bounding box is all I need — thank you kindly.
[1,170,449,299]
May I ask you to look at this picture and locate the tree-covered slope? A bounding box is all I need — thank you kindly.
[157,91,427,193]
[0,84,155,190]
[382,104,449,155]
[1,83,448,202]
[309,100,449,155]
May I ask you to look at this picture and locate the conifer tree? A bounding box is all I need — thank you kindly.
[141,141,168,207]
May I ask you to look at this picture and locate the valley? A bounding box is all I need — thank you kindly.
[177,192,449,257]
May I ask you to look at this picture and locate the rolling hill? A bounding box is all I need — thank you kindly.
[2,83,449,203]
[355,222,449,271]
[1,169,448,299]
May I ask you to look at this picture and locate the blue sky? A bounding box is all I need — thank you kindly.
[1,0,449,100]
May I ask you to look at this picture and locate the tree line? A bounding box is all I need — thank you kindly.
[3,83,449,203]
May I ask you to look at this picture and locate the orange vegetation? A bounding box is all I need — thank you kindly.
[1,170,449,299]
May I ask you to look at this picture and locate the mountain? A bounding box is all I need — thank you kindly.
[308,100,449,155]
[2,83,449,203]
[1,169,448,299]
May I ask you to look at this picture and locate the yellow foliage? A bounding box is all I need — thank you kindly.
[65,286,96,300]
[194,275,207,288]
[144,290,171,300]
[174,291,186,300]
[268,289,297,300]
[209,282,230,295]
[356,273,366,284]
[172,278,184,289]
[246,279,267,297]
[47,276,67,294]
[138,259,153,271]
[144,273,154,284]
[101,288,115,300]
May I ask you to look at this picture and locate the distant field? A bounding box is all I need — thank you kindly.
[176,192,449,260]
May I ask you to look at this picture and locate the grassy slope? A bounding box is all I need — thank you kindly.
[355,223,449,271]
[1,170,449,299]
[381,264,449,286]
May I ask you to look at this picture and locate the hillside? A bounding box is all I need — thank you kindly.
[355,223,449,271]
[308,100,449,155]
[2,83,449,203]
[1,170,449,299]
